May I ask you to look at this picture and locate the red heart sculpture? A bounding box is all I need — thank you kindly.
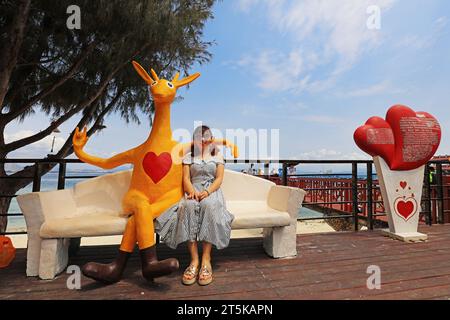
[354,105,441,170]
[400,181,407,189]
[395,199,416,221]
[142,152,172,184]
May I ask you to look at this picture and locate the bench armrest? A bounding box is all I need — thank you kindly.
[267,185,307,219]
[17,189,78,233]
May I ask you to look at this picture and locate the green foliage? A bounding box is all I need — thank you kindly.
[1,0,215,125]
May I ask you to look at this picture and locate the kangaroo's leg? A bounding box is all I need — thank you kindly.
[80,216,136,284]
[81,249,131,285]
[121,189,181,250]
[119,216,137,253]
[80,196,141,284]
[81,190,181,284]
[131,195,181,282]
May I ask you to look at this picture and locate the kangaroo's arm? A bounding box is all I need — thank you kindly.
[170,142,194,164]
[212,138,239,158]
[74,147,135,170]
[72,126,135,169]
[171,139,239,162]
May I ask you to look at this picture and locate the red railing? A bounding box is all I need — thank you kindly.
[268,174,450,225]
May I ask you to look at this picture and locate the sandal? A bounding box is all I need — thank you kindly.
[182,264,199,285]
[198,264,213,286]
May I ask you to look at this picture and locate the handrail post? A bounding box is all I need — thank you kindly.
[367,162,373,230]
[423,165,432,225]
[352,162,359,231]
[57,161,66,190]
[264,162,270,177]
[282,162,288,186]
[32,162,41,192]
[436,163,444,224]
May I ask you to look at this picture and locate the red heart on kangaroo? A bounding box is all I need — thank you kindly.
[395,198,416,221]
[142,152,172,184]
[354,105,441,170]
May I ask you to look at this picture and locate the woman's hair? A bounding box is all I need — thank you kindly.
[191,125,217,157]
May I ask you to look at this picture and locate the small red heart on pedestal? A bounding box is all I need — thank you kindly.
[394,196,417,221]
[396,199,415,221]
[142,152,172,184]
[400,181,407,189]
[354,105,441,171]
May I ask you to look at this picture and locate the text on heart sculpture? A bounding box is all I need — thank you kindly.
[353,105,441,171]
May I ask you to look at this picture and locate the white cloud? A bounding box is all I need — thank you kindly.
[236,0,396,92]
[237,49,317,92]
[435,16,448,29]
[299,115,344,124]
[235,0,261,12]
[4,130,66,157]
[238,102,343,124]
[345,80,405,97]
[397,16,449,50]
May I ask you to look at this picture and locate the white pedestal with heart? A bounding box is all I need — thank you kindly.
[373,156,426,242]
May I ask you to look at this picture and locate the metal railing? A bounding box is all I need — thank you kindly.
[1,158,449,236]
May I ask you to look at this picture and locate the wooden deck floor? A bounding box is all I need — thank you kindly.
[2,224,450,300]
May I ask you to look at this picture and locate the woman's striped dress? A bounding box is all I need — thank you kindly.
[155,152,234,250]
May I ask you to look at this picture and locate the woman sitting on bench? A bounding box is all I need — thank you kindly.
[156,125,234,286]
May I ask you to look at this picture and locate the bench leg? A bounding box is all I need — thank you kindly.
[38,238,70,280]
[25,233,42,277]
[263,222,297,259]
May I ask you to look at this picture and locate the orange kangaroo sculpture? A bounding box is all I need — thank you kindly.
[73,61,238,284]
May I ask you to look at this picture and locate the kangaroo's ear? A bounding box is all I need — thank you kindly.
[174,73,200,88]
[150,68,160,82]
[132,61,154,84]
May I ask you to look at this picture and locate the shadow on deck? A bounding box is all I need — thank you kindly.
[2,224,450,300]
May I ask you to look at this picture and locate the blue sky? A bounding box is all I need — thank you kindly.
[5,0,450,163]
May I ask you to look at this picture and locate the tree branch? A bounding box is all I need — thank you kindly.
[3,71,114,153]
[1,42,96,124]
[89,89,124,131]
[0,0,31,108]
[7,102,106,183]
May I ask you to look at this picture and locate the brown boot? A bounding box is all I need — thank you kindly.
[140,245,179,281]
[81,250,130,284]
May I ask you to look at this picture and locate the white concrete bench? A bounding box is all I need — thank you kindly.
[17,169,306,279]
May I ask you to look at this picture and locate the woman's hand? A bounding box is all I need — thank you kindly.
[73,126,89,150]
[186,191,203,201]
[198,190,210,201]
[185,191,196,200]
[186,191,200,201]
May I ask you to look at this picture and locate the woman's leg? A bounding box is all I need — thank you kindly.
[199,241,213,282]
[187,240,200,267]
[183,240,200,283]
